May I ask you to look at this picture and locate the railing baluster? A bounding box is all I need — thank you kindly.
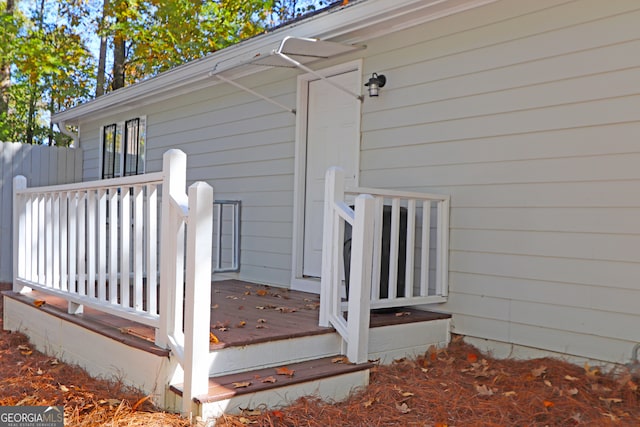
[387,198,401,300]
[77,191,86,297]
[68,191,77,294]
[53,192,61,289]
[147,184,158,315]
[38,193,45,284]
[420,200,431,296]
[87,190,97,299]
[370,197,383,302]
[133,185,143,311]
[60,192,68,291]
[108,188,118,303]
[32,195,39,282]
[120,186,131,307]
[405,199,416,298]
[97,189,107,300]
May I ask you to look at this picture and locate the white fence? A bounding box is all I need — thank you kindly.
[13,149,212,415]
[320,167,450,363]
[0,142,81,282]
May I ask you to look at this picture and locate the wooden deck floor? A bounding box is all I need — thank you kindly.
[3,279,450,355]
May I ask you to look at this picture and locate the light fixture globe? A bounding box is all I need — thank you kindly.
[365,73,386,97]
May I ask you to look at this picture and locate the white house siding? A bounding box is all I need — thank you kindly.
[80,68,299,286]
[358,0,640,363]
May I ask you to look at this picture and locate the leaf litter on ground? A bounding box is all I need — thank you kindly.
[1,289,638,426]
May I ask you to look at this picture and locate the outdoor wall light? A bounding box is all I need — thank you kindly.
[365,72,386,97]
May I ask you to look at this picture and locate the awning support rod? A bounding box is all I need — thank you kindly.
[213,74,296,115]
[275,51,365,102]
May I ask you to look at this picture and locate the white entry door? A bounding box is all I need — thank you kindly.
[302,69,360,278]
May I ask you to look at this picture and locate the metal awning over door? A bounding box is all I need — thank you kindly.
[209,36,365,113]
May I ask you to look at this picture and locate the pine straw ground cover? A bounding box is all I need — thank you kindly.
[1,291,639,426]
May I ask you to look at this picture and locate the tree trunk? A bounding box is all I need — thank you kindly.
[112,28,126,90]
[95,0,108,97]
[0,0,15,118]
[25,90,37,144]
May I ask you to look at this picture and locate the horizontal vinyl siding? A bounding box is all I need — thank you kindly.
[155,71,297,286]
[359,0,640,362]
[80,69,298,287]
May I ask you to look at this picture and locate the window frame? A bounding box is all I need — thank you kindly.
[99,116,146,179]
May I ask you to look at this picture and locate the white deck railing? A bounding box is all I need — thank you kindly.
[12,171,164,323]
[319,167,450,363]
[13,149,213,416]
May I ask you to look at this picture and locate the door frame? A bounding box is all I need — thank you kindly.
[290,59,363,293]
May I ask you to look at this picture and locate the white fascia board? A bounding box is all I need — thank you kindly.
[52,0,496,125]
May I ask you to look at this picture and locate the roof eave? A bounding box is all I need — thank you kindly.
[52,0,496,125]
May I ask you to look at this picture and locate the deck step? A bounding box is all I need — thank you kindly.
[169,356,373,420]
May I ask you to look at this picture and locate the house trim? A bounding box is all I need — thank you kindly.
[291,59,363,293]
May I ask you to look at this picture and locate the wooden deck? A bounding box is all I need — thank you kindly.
[3,279,450,355]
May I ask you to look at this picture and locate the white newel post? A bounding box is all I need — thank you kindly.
[319,167,345,327]
[346,194,375,364]
[157,149,187,347]
[13,176,29,294]
[182,181,213,416]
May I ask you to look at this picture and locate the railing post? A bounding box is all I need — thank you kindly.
[157,149,187,347]
[346,194,375,364]
[13,176,29,294]
[182,181,213,416]
[319,167,345,327]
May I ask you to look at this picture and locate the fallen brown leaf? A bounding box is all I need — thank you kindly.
[584,362,600,378]
[475,384,493,396]
[275,367,295,377]
[232,381,251,388]
[599,397,623,404]
[240,408,262,416]
[132,394,152,412]
[531,366,547,378]
[395,402,411,413]
[362,397,376,408]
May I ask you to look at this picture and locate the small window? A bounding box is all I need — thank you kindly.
[101,123,119,179]
[100,117,146,179]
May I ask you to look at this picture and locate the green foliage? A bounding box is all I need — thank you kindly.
[0,0,327,145]
[0,0,95,145]
[104,0,277,86]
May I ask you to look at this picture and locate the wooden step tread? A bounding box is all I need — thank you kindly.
[171,356,374,404]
